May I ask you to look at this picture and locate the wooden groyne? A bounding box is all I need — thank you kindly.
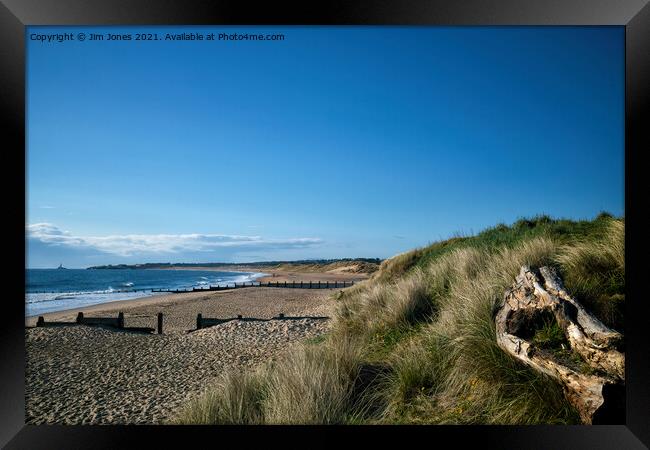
[33,311,160,334]
[195,313,329,331]
[152,280,355,294]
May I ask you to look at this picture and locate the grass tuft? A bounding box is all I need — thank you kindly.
[556,218,624,330]
[262,333,365,424]
[174,369,266,424]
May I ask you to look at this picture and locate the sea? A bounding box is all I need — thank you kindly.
[25,268,266,317]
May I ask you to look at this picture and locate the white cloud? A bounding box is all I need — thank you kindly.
[26,223,322,257]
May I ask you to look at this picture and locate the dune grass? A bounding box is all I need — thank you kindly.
[174,369,267,424]
[556,217,625,331]
[174,332,368,424]
[174,213,623,425]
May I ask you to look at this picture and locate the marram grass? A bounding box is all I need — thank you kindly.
[174,214,623,425]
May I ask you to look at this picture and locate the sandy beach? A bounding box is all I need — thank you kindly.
[25,286,339,424]
[255,270,367,283]
[152,266,371,284]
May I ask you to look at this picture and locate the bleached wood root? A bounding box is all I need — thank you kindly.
[495,266,624,424]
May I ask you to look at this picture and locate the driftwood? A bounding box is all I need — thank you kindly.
[495,266,624,424]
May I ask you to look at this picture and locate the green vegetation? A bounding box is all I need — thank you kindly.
[531,314,568,350]
[174,213,623,425]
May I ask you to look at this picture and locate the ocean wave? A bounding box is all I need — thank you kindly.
[186,272,267,289]
[26,288,136,304]
[25,290,155,318]
[236,272,269,282]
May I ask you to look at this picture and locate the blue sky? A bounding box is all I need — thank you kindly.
[26,26,624,268]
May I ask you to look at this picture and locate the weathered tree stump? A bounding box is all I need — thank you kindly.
[495,266,624,424]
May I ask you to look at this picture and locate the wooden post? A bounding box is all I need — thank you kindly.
[309,281,312,289]
[76,312,84,324]
[318,281,321,289]
[278,313,284,319]
[37,316,44,327]
[284,281,287,288]
[326,281,330,288]
[118,312,125,329]
[157,312,163,334]
[237,315,243,319]
[197,313,202,330]
[334,281,338,288]
[301,281,303,288]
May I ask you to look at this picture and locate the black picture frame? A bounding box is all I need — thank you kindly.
[1,0,648,448]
